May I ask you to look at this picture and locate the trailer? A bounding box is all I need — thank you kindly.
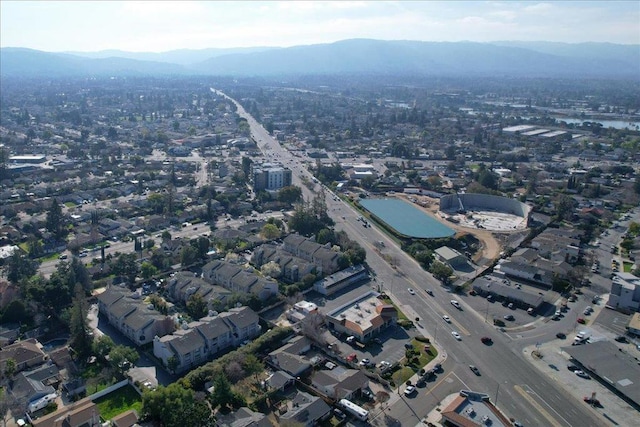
[339,398,369,421]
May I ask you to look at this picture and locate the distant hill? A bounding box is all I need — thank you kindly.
[2,39,638,79]
[63,46,276,65]
[191,39,640,79]
[0,47,188,77]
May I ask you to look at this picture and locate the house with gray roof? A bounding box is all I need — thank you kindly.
[0,338,48,374]
[97,286,174,346]
[277,390,331,427]
[215,407,272,427]
[202,260,277,301]
[153,307,260,373]
[311,367,368,400]
[9,363,60,408]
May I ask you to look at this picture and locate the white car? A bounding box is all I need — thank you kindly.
[408,288,415,295]
[451,331,462,340]
[443,315,451,323]
[450,300,461,309]
[575,370,590,379]
[404,385,416,396]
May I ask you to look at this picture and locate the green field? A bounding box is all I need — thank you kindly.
[93,385,142,421]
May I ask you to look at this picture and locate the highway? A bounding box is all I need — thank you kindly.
[217,88,604,426]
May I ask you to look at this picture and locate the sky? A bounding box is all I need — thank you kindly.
[1,1,638,52]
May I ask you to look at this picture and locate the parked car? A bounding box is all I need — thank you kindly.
[567,364,579,372]
[404,385,416,396]
[615,335,628,343]
[577,318,586,324]
[359,358,370,366]
[503,314,515,321]
[556,332,566,339]
[575,370,590,379]
[469,365,481,376]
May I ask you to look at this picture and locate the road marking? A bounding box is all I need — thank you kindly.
[514,385,567,427]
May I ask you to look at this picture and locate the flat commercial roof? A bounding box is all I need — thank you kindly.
[502,125,537,133]
[522,128,550,136]
[562,340,640,407]
[472,276,545,308]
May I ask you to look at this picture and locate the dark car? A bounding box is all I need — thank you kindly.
[615,335,628,343]
[469,365,481,376]
[481,337,493,345]
[583,396,602,407]
[567,364,579,372]
[433,363,442,372]
[556,332,566,339]
[426,289,434,296]
[503,314,515,321]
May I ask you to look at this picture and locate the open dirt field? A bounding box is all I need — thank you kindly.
[393,194,503,263]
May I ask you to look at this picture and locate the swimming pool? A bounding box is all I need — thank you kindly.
[43,338,68,351]
[360,198,455,238]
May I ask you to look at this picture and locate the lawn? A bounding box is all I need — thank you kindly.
[391,338,438,385]
[623,262,634,273]
[94,384,142,421]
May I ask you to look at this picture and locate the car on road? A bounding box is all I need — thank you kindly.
[481,337,492,345]
[556,332,566,339]
[404,385,416,396]
[451,331,462,340]
[426,289,434,296]
[575,370,590,379]
[450,300,461,309]
[442,315,451,323]
[503,314,515,321]
[567,364,579,372]
[469,365,481,376]
[408,288,415,295]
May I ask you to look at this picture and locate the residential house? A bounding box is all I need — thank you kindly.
[165,271,231,306]
[311,367,368,400]
[9,363,60,408]
[153,307,261,373]
[277,390,331,427]
[97,286,174,346]
[0,338,47,373]
[30,397,101,427]
[215,407,272,427]
[251,244,317,283]
[111,409,139,427]
[282,233,340,275]
[202,260,278,301]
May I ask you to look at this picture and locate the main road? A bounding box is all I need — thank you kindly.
[216,88,602,426]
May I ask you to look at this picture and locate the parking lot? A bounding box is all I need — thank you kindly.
[462,281,560,329]
[524,317,640,427]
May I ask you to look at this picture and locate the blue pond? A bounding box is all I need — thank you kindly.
[360,198,455,238]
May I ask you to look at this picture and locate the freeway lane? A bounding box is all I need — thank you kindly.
[215,88,603,426]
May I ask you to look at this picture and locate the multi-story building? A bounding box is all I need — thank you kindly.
[251,162,292,191]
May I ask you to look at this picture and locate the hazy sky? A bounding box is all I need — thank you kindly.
[2,1,638,52]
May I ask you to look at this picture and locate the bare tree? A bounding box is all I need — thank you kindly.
[299,313,327,346]
[224,361,246,383]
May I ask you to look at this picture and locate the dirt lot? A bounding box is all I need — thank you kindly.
[393,193,503,264]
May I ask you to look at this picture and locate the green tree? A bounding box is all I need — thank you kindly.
[111,253,139,284]
[143,383,214,427]
[92,335,115,361]
[3,358,16,380]
[211,372,245,410]
[108,345,139,371]
[46,198,64,238]
[277,185,303,204]
[1,299,29,324]
[430,261,453,284]
[260,223,281,240]
[7,251,37,285]
[140,261,158,280]
[69,284,91,358]
[186,293,208,320]
[167,356,179,374]
[180,245,199,266]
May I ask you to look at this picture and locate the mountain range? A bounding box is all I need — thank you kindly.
[1,39,638,79]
